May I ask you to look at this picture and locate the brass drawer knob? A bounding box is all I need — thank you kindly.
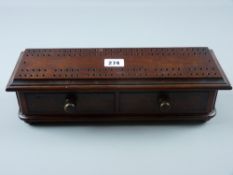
[159,98,171,112]
[64,96,76,113]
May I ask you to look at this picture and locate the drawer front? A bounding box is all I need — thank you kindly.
[22,91,214,115]
[25,92,115,115]
[119,92,209,114]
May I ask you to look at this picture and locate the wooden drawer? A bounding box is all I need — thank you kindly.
[119,91,212,114]
[24,92,115,115]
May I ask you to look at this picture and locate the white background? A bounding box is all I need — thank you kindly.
[0,0,233,174]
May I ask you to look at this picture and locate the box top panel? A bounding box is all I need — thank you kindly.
[6,47,232,91]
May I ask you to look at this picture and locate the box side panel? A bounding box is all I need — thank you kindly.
[16,92,29,115]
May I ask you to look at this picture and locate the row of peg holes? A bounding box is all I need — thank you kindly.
[25,52,207,57]
[52,67,215,72]
[18,67,218,78]
[25,48,209,57]
[18,72,218,78]
[26,48,208,52]
[19,67,216,73]
[21,68,47,72]
[49,72,217,78]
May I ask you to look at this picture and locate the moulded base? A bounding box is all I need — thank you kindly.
[18,109,216,124]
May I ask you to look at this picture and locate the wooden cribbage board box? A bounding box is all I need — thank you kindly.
[6,47,232,123]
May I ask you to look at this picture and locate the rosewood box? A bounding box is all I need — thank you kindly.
[6,47,232,123]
